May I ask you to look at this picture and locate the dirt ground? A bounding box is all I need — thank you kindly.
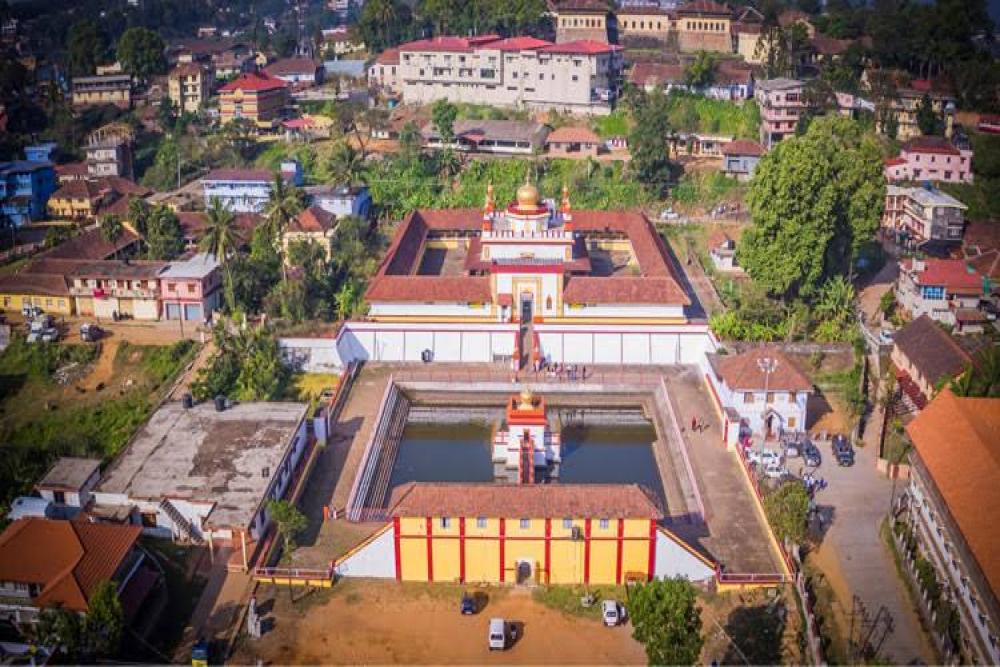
[233,579,646,665]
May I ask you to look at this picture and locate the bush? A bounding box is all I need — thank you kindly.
[0,336,99,380]
[664,91,761,139]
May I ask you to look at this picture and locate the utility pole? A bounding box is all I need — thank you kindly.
[757,355,777,466]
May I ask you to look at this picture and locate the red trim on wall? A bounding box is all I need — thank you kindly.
[499,518,506,583]
[393,517,402,581]
[583,518,592,584]
[426,517,434,582]
[615,519,624,585]
[544,518,552,585]
[459,517,466,584]
[647,519,656,582]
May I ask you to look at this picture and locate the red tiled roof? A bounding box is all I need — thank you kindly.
[40,226,140,260]
[0,518,141,613]
[677,0,732,16]
[618,5,672,15]
[563,276,688,304]
[733,21,762,34]
[708,346,813,392]
[97,176,151,197]
[905,258,983,293]
[892,314,972,386]
[202,168,275,182]
[487,36,552,52]
[884,156,906,167]
[901,135,961,156]
[721,139,765,156]
[540,40,621,55]
[388,482,663,519]
[264,57,320,77]
[811,34,853,56]
[553,0,611,13]
[218,70,287,93]
[288,205,336,233]
[51,179,109,201]
[398,35,501,53]
[629,62,685,86]
[55,162,88,177]
[716,59,753,85]
[906,389,1000,601]
[0,270,70,297]
[170,62,210,78]
[546,126,601,144]
[375,47,400,65]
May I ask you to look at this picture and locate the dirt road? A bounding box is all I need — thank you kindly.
[234,580,645,665]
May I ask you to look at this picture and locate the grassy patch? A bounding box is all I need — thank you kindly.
[673,170,745,208]
[591,110,632,138]
[288,372,340,402]
[532,585,623,620]
[664,91,761,139]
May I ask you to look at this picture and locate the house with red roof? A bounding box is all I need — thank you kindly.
[395,34,623,114]
[884,135,973,184]
[897,258,988,333]
[367,47,400,93]
[629,59,754,101]
[218,70,288,130]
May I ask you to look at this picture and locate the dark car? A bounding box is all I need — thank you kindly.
[832,435,854,466]
[461,592,476,615]
[802,442,822,468]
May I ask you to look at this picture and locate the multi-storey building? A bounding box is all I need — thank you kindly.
[732,6,765,63]
[0,151,56,225]
[755,78,804,147]
[367,47,400,93]
[168,62,214,113]
[617,6,673,44]
[218,70,288,130]
[158,253,222,322]
[676,0,733,53]
[553,0,615,43]
[882,185,967,247]
[69,260,167,320]
[884,135,974,184]
[902,390,1000,664]
[202,161,303,213]
[896,259,987,332]
[85,124,135,179]
[397,35,623,115]
[71,74,132,108]
[889,87,956,141]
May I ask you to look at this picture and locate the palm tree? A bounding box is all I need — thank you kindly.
[127,198,151,237]
[815,276,855,324]
[199,197,238,311]
[99,214,124,260]
[328,141,367,186]
[262,174,304,279]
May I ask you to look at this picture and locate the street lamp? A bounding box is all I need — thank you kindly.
[757,355,777,464]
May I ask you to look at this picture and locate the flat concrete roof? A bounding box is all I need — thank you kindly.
[97,401,309,530]
[37,457,102,491]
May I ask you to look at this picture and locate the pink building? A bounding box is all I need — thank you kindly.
[754,78,804,148]
[884,135,973,184]
[159,253,222,322]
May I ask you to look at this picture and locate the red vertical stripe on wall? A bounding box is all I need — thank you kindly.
[393,517,401,581]
[499,517,506,583]
[583,518,592,584]
[616,519,625,585]
[544,518,551,584]
[426,517,434,582]
[459,517,466,584]
[647,519,656,582]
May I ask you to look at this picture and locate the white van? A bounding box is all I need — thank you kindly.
[488,618,507,650]
[602,600,625,627]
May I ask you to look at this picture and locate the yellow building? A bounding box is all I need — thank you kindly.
[617,6,673,44]
[218,70,289,130]
[71,74,132,109]
[553,0,612,43]
[168,62,213,114]
[47,180,112,220]
[282,206,338,263]
[333,483,717,586]
[676,0,733,53]
[0,267,74,315]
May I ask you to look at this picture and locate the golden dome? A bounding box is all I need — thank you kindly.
[518,387,534,410]
[516,182,540,208]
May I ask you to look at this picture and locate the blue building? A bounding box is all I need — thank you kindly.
[309,185,372,220]
[201,161,303,213]
[0,148,58,226]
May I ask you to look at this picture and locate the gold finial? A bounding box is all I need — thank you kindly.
[516,181,540,207]
[561,184,571,213]
[518,386,534,410]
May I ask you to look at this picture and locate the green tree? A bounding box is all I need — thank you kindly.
[199,198,239,311]
[145,205,185,260]
[739,116,884,299]
[683,51,717,89]
[127,197,151,237]
[950,346,1000,397]
[116,27,167,82]
[629,577,703,666]
[43,225,71,249]
[334,280,360,319]
[263,173,304,278]
[287,238,328,282]
[99,214,124,259]
[358,0,412,52]
[915,93,941,136]
[764,480,811,544]
[67,19,108,76]
[234,326,287,399]
[36,580,123,661]
[431,99,458,147]
[328,141,368,185]
[813,275,856,341]
[628,90,676,195]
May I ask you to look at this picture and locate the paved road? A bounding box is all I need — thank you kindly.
[810,436,935,664]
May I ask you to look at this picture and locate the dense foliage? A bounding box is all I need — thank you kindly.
[629,577,704,666]
[36,581,124,661]
[116,26,167,81]
[763,480,811,545]
[190,325,288,402]
[739,116,884,300]
[662,91,761,140]
[629,90,678,196]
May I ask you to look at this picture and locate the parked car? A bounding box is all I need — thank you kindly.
[488,618,510,650]
[762,461,788,479]
[832,434,855,466]
[784,442,801,459]
[21,304,42,319]
[878,328,894,345]
[461,592,476,615]
[746,447,781,467]
[27,315,58,343]
[602,600,626,627]
[802,442,822,468]
[80,323,103,342]
[659,207,680,221]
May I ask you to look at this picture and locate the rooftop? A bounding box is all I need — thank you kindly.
[37,457,101,491]
[422,119,549,145]
[757,77,803,91]
[287,206,337,234]
[906,389,1000,602]
[677,0,732,16]
[69,260,167,280]
[903,258,983,292]
[546,126,602,144]
[159,252,220,279]
[388,482,663,519]
[97,401,309,530]
[40,226,140,261]
[721,139,766,157]
[904,186,968,209]
[202,168,277,183]
[892,314,972,385]
[707,346,813,392]
[902,135,962,156]
[218,70,287,93]
[265,57,321,77]
[0,518,141,612]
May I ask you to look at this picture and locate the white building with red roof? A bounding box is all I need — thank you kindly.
[335,182,715,368]
[897,258,988,332]
[884,135,973,184]
[395,34,623,114]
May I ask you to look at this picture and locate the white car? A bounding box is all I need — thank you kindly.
[746,448,781,467]
[659,208,680,221]
[762,461,788,479]
[602,600,626,627]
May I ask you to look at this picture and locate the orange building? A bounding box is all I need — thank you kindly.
[218,70,288,130]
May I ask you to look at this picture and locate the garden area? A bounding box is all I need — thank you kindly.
[0,336,198,519]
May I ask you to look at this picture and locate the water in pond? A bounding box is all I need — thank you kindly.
[388,419,665,505]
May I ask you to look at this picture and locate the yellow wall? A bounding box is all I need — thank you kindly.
[0,293,73,315]
[395,516,652,585]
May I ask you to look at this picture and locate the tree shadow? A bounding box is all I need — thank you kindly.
[722,602,786,665]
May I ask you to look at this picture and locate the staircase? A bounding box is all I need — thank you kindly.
[160,499,204,544]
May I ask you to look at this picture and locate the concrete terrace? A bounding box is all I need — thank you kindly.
[97,401,309,529]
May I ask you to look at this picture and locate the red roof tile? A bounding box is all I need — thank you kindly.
[677,0,732,16]
[721,139,765,156]
[288,205,336,233]
[892,314,972,386]
[398,35,501,53]
[540,40,621,55]
[389,482,663,519]
[901,135,961,156]
[629,62,685,86]
[375,47,400,65]
[0,518,141,613]
[546,126,601,144]
[264,57,321,78]
[563,276,688,305]
[218,70,287,93]
[366,275,492,302]
[708,346,813,392]
[487,36,552,51]
[906,258,983,293]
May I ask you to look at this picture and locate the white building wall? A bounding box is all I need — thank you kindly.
[535,324,715,365]
[560,303,686,319]
[367,302,491,317]
[336,322,518,363]
[333,525,396,578]
[654,528,716,582]
[280,337,344,372]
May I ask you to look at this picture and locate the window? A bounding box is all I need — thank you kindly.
[440,517,451,529]
[562,518,573,529]
[599,518,610,530]
[766,392,775,403]
[476,517,487,528]
[572,75,578,81]
[53,490,66,504]
[743,392,755,403]
[187,283,196,294]
[141,511,158,527]
[519,518,530,529]
[787,416,797,429]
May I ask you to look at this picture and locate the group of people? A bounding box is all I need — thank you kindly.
[689,416,709,433]
[802,471,828,496]
[532,357,587,382]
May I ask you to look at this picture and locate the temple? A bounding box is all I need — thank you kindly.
[492,388,561,483]
[336,181,715,367]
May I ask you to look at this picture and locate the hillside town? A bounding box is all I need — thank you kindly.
[0,0,998,664]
